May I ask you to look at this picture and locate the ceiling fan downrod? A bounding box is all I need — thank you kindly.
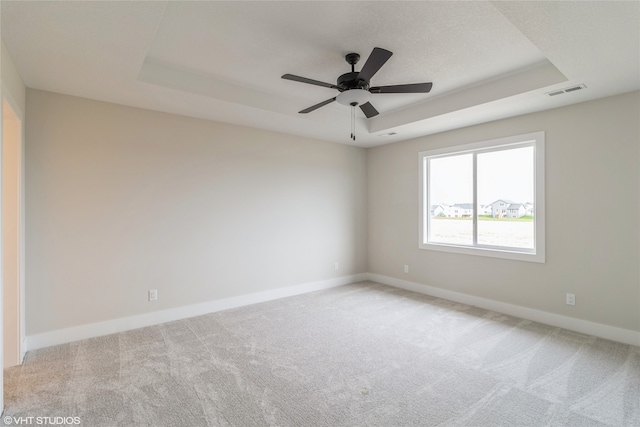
[345,52,360,73]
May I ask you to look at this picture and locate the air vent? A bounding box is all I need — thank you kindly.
[564,85,584,93]
[546,84,587,97]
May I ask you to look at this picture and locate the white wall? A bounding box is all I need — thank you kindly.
[25,89,368,336]
[368,91,640,333]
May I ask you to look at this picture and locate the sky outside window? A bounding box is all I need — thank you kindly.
[477,146,533,206]
[429,147,533,207]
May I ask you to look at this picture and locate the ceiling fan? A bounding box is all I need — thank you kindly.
[282,47,433,120]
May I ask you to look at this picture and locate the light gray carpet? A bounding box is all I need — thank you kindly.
[3,282,639,426]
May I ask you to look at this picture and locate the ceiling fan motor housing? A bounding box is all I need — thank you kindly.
[337,72,369,91]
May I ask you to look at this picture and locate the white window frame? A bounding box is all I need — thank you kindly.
[419,131,545,263]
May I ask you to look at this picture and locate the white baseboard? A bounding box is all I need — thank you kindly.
[366,273,640,347]
[25,272,639,353]
[20,338,27,363]
[26,273,367,352]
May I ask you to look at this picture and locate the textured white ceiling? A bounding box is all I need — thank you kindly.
[2,1,639,147]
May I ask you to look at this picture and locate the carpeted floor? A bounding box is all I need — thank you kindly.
[3,282,639,426]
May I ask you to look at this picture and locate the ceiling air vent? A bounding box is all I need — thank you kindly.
[546,84,587,97]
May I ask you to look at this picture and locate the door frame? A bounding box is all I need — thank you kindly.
[1,82,26,369]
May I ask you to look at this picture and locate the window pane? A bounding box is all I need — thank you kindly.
[428,154,473,245]
[477,146,534,249]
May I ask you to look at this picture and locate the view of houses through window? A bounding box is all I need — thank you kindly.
[426,144,535,250]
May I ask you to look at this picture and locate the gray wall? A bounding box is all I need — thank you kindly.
[367,91,640,332]
[25,89,368,335]
[23,88,640,337]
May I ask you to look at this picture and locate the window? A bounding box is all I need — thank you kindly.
[419,131,545,262]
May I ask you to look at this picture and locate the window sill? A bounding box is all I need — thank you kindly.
[419,242,545,263]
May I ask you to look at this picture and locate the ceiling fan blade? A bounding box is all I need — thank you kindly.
[299,97,337,114]
[370,82,433,94]
[359,102,379,118]
[282,74,338,89]
[357,47,393,82]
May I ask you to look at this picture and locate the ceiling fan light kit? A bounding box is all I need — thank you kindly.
[282,47,433,141]
[336,89,371,107]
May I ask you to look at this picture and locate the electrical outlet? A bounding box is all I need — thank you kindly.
[334,262,339,271]
[404,265,409,273]
[148,289,158,302]
[566,293,575,306]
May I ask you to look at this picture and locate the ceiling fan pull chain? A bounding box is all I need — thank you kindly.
[351,104,356,141]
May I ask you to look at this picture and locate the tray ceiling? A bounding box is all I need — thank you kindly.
[2,1,638,146]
